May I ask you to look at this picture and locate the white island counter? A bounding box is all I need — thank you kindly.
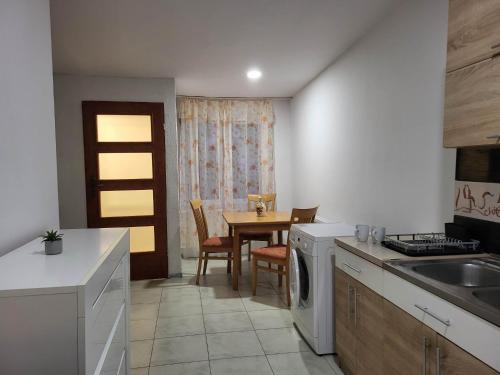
[0,228,130,375]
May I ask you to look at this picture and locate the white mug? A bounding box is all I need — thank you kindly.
[371,226,386,244]
[355,224,370,242]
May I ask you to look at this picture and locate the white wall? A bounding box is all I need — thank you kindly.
[290,0,456,233]
[273,99,293,212]
[0,0,59,255]
[53,75,181,275]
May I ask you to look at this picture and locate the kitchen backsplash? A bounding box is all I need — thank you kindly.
[455,148,500,253]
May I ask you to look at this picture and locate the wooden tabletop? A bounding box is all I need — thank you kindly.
[223,211,291,225]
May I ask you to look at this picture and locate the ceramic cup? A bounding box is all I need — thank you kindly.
[355,224,370,242]
[371,226,386,244]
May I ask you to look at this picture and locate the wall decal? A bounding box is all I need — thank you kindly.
[455,181,500,223]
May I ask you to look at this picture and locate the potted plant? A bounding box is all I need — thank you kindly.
[42,230,64,255]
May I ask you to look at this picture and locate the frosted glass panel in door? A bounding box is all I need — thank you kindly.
[130,226,155,253]
[100,190,154,217]
[97,115,152,142]
[98,153,153,180]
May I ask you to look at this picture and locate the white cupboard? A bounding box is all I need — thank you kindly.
[0,228,130,375]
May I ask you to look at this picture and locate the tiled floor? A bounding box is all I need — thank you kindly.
[130,257,343,375]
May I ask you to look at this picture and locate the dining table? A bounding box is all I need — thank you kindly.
[223,211,291,290]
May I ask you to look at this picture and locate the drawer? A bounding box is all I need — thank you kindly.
[98,305,126,375]
[86,260,125,375]
[383,270,500,371]
[334,245,384,295]
[81,232,129,317]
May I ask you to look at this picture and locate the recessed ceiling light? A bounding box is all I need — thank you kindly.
[247,69,262,80]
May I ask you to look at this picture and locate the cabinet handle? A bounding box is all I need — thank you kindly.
[343,263,362,274]
[491,43,500,50]
[486,135,500,143]
[347,283,351,322]
[414,304,451,326]
[422,337,429,375]
[436,347,441,375]
[354,288,359,328]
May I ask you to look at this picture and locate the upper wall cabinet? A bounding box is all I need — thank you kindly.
[444,57,500,147]
[447,0,500,73]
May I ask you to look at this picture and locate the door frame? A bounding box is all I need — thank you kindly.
[82,101,168,279]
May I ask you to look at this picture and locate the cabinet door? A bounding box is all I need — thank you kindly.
[354,280,384,375]
[444,57,500,147]
[447,0,500,72]
[383,300,436,375]
[436,335,498,375]
[335,268,357,375]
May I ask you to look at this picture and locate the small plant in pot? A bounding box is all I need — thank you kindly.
[42,230,64,255]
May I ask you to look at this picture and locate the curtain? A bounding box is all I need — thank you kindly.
[177,97,275,258]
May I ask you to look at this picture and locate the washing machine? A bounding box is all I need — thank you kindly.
[289,222,354,354]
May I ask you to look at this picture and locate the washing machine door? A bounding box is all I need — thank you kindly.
[291,247,310,308]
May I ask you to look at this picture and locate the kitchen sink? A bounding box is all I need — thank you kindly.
[410,260,500,287]
[384,257,500,327]
[472,288,500,310]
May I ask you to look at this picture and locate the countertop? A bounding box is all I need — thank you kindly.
[0,228,128,296]
[335,236,489,267]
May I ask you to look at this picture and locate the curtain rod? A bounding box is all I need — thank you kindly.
[176,95,292,101]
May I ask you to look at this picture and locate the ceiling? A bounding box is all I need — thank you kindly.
[50,0,398,97]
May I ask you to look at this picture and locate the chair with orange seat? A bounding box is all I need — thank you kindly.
[190,199,233,285]
[251,206,318,306]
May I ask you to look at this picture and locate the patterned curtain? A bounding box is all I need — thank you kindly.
[177,97,275,258]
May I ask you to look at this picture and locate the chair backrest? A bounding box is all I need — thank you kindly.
[248,193,277,212]
[190,199,209,248]
[286,206,319,257]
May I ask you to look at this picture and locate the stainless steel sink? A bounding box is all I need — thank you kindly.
[472,288,500,310]
[410,260,500,287]
[384,257,500,327]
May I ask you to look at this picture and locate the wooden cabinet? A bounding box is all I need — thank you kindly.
[444,0,500,147]
[437,335,498,375]
[336,274,499,375]
[335,269,384,375]
[444,57,500,147]
[447,0,500,73]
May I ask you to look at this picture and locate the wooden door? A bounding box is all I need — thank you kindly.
[82,101,168,280]
[335,269,357,375]
[444,57,500,147]
[383,300,436,375]
[354,280,384,375]
[447,0,500,72]
[436,335,498,375]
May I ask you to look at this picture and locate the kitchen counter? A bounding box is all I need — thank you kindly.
[335,236,490,267]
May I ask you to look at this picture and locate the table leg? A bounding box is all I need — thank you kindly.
[278,230,283,245]
[232,227,240,290]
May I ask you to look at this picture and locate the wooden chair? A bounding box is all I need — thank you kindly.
[190,199,233,285]
[251,206,318,306]
[240,193,276,263]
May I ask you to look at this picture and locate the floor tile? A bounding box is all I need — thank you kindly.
[267,352,337,375]
[324,355,343,374]
[203,311,254,333]
[131,288,162,304]
[202,297,245,314]
[150,335,208,366]
[161,286,200,301]
[256,328,310,354]
[155,315,205,338]
[131,303,159,321]
[200,285,240,299]
[247,309,293,330]
[210,356,273,375]
[148,276,197,288]
[197,274,233,287]
[158,299,202,318]
[242,295,286,311]
[149,361,210,375]
[131,319,156,341]
[206,331,264,360]
[129,367,149,375]
[130,340,153,368]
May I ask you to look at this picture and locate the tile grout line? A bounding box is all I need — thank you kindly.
[199,284,213,375]
[146,289,163,371]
